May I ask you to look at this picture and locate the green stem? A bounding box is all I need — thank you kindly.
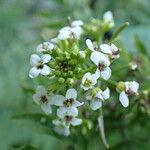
[99,77,117,86]
[110,22,129,43]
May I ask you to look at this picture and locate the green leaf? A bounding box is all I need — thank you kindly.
[13,144,40,150]
[12,113,72,143]
[110,22,129,42]
[134,34,148,56]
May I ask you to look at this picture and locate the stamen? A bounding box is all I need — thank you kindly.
[65,115,73,122]
[40,95,48,103]
[63,98,74,107]
[98,63,105,71]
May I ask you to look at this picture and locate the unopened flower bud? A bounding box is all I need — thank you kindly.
[66,78,75,86]
[116,81,125,93]
[78,51,86,59]
[58,77,65,83]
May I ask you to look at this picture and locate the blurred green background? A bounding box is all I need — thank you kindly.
[0,0,150,149]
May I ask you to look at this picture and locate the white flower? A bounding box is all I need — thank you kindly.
[90,51,111,80]
[71,20,83,27]
[58,26,82,40]
[29,54,51,78]
[119,81,139,107]
[51,37,59,44]
[125,81,139,95]
[86,88,110,110]
[58,20,83,40]
[81,72,98,91]
[51,88,84,108]
[86,39,98,51]
[100,43,120,59]
[33,86,52,114]
[103,11,114,27]
[37,42,54,53]
[52,119,70,136]
[57,107,82,126]
[129,62,138,70]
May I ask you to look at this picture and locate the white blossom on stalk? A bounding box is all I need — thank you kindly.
[37,42,54,53]
[90,51,111,80]
[58,20,83,40]
[103,11,114,27]
[81,72,98,91]
[33,86,52,114]
[86,88,110,110]
[100,43,120,59]
[86,39,98,51]
[57,107,82,126]
[52,119,70,136]
[71,20,83,27]
[58,26,82,40]
[119,81,139,107]
[51,88,84,108]
[29,54,51,78]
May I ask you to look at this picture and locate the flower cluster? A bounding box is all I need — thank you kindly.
[29,11,139,136]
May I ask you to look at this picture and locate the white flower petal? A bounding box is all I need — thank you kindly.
[36,44,43,53]
[82,72,91,83]
[101,67,111,80]
[110,44,118,52]
[54,125,70,136]
[71,20,83,27]
[102,88,110,100]
[41,54,51,63]
[51,95,65,106]
[91,73,98,85]
[41,103,52,114]
[73,100,84,107]
[71,26,82,38]
[90,100,102,110]
[125,81,139,94]
[100,44,112,54]
[52,119,62,126]
[36,85,47,96]
[103,11,114,23]
[30,54,41,66]
[90,51,102,65]
[96,91,104,100]
[40,65,51,76]
[29,67,40,78]
[33,94,41,104]
[71,118,82,126]
[58,30,70,40]
[66,88,77,99]
[119,91,129,107]
[57,107,78,118]
[86,39,94,51]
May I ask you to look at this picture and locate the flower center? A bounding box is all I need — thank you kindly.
[98,62,106,71]
[94,45,98,51]
[63,98,74,107]
[40,95,48,103]
[84,79,92,87]
[65,115,73,122]
[112,50,119,55]
[37,61,44,69]
[43,43,49,50]
[126,89,135,96]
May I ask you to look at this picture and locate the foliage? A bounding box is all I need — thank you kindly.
[0,0,150,150]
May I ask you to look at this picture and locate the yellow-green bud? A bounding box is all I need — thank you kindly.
[58,77,65,83]
[78,51,86,59]
[116,81,125,93]
[66,78,75,86]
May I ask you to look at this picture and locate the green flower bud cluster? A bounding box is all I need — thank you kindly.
[138,90,150,116]
[83,11,114,41]
[47,40,87,86]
